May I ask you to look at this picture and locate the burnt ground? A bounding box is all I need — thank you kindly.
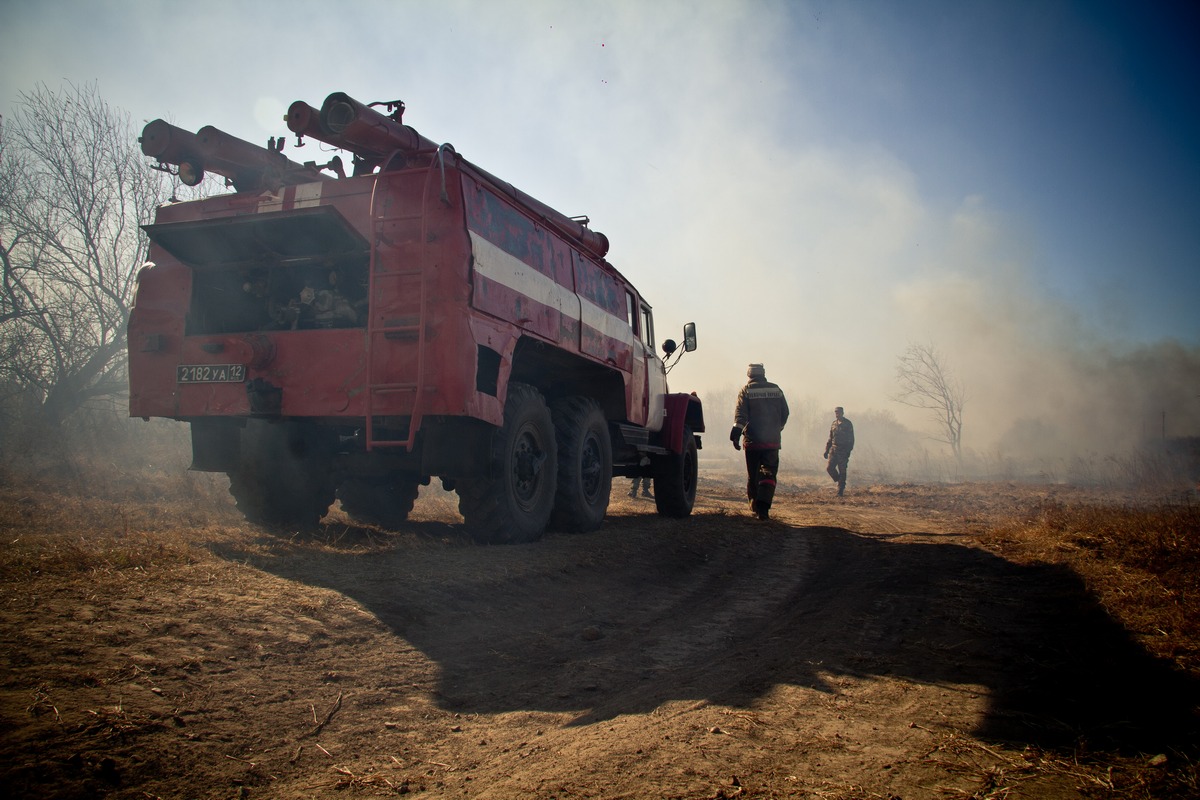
[1,473,1198,799]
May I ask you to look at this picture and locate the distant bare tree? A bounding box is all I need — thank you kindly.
[892,343,966,460]
[0,82,167,428]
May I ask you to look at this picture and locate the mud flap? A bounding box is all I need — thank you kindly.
[190,419,241,472]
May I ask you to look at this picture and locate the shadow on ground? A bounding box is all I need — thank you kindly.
[230,510,1199,754]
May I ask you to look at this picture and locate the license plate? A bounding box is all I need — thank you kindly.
[177,364,246,383]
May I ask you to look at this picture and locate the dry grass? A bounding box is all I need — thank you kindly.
[989,499,1200,676]
[912,493,1200,799]
[2,464,1199,798]
[0,459,240,582]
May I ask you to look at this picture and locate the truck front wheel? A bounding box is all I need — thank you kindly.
[652,426,698,518]
[457,383,557,543]
[549,397,612,532]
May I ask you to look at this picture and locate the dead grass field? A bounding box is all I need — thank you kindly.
[1,460,1198,799]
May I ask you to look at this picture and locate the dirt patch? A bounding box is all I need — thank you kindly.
[1,474,1197,798]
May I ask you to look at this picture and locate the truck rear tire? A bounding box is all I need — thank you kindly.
[457,383,557,544]
[652,425,698,518]
[227,420,336,529]
[549,397,612,532]
[337,475,421,529]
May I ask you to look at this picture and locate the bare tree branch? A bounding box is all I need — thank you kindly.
[0,82,169,427]
[892,342,966,460]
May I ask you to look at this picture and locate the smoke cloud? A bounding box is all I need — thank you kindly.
[4,0,1196,483]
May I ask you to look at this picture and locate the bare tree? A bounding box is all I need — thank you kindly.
[892,343,966,460]
[0,82,167,428]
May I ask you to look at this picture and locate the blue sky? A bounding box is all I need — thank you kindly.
[851,1,1200,339]
[3,0,1198,449]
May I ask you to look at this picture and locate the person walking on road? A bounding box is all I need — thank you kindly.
[731,363,790,520]
[824,406,855,497]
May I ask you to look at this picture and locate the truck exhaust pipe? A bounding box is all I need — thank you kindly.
[140,119,327,192]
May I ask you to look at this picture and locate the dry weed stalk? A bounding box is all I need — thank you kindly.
[911,720,1194,799]
[303,692,343,738]
[26,686,60,722]
[84,702,159,738]
[302,764,408,791]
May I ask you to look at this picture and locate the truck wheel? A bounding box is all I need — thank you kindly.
[337,475,421,529]
[457,383,557,543]
[228,420,336,529]
[652,425,698,518]
[549,397,612,532]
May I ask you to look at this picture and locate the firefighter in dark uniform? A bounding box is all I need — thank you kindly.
[824,406,855,497]
[731,363,790,520]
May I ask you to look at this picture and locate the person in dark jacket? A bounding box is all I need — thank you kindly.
[824,406,855,497]
[731,363,790,520]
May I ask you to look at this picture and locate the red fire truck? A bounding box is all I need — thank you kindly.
[128,92,703,542]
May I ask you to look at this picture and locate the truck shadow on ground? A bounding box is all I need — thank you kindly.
[229,511,1199,754]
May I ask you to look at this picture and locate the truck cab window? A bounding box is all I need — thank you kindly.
[640,305,655,351]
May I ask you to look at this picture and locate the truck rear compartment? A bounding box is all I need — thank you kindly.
[144,205,371,336]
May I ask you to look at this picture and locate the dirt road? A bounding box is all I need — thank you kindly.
[2,477,1195,798]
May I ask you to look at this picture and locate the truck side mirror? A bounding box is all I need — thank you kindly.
[683,322,697,352]
[662,339,678,356]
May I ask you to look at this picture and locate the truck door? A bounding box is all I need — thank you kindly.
[625,290,647,425]
[638,300,667,433]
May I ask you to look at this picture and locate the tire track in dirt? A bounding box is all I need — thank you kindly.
[617,523,816,677]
